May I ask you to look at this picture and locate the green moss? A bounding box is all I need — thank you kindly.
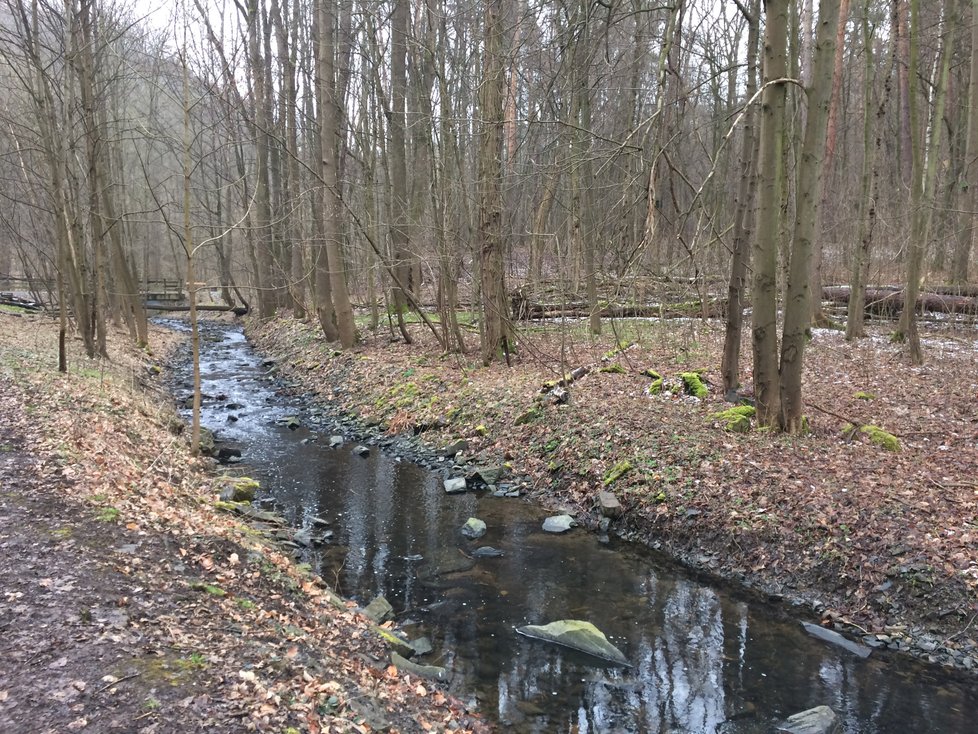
[854,391,876,401]
[640,369,661,380]
[712,405,756,432]
[475,424,488,436]
[514,407,543,425]
[599,363,626,374]
[96,506,120,523]
[192,582,227,597]
[647,377,664,395]
[603,460,633,486]
[860,424,900,452]
[680,372,708,399]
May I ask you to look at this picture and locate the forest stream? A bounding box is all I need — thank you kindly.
[166,319,978,733]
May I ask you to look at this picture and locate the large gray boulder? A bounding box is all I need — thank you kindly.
[775,706,840,734]
[516,620,629,666]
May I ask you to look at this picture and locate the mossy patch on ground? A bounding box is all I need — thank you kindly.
[712,405,756,432]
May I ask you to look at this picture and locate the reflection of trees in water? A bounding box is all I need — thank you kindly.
[489,578,726,733]
[644,583,725,732]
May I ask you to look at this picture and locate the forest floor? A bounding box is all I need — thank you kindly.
[0,310,488,734]
[247,311,978,674]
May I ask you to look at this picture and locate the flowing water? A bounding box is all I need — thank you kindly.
[169,320,978,733]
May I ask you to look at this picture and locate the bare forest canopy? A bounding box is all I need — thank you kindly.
[1,0,976,430]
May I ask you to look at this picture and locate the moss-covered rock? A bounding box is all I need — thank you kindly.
[514,406,543,425]
[712,405,756,432]
[860,424,900,452]
[680,372,708,399]
[516,620,629,666]
[643,369,664,395]
[218,476,260,502]
[599,363,626,374]
[854,391,877,401]
[603,460,633,486]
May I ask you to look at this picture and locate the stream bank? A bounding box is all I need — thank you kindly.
[243,314,978,681]
[150,314,973,732]
[0,310,486,734]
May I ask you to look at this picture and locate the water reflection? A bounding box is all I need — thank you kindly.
[170,320,978,734]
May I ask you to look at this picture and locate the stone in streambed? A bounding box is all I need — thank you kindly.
[516,620,629,666]
[373,627,414,658]
[775,706,840,734]
[471,546,504,558]
[598,490,623,519]
[472,465,505,485]
[390,652,447,682]
[444,477,467,494]
[542,514,576,533]
[361,595,394,624]
[801,622,873,658]
[218,476,259,503]
[353,445,370,457]
[409,636,433,656]
[329,435,344,448]
[461,518,486,540]
[441,439,468,458]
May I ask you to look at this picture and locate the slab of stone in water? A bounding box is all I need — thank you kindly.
[517,619,629,667]
[542,514,576,533]
[775,705,840,734]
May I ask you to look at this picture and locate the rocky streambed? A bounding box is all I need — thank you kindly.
[166,318,978,733]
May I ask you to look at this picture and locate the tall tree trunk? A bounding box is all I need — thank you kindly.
[245,0,276,319]
[479,0,511,365]
[847,0,887,340]
[316,0,356,347]
[721,0,760,401]
[811,0,852,326]
[751,0,789,427]
[388,0,413,343]
[780,0,842,432]
[952,0,978,283]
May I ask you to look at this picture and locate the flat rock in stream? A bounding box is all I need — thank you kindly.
[471,546,504,558]
[542,514,577,533]
[801,622,873,658]
[329,435,344,448]
[516,620,629,667]
[775,706,840,734]
[353,445,370,457]
[418,550,476,582]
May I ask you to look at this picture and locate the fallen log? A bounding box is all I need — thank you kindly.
[0,293,43,311]
[821,287,978,316]
[145,302,248,316]
[512,299,725,320]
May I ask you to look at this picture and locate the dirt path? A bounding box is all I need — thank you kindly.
[0,312,487,734]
